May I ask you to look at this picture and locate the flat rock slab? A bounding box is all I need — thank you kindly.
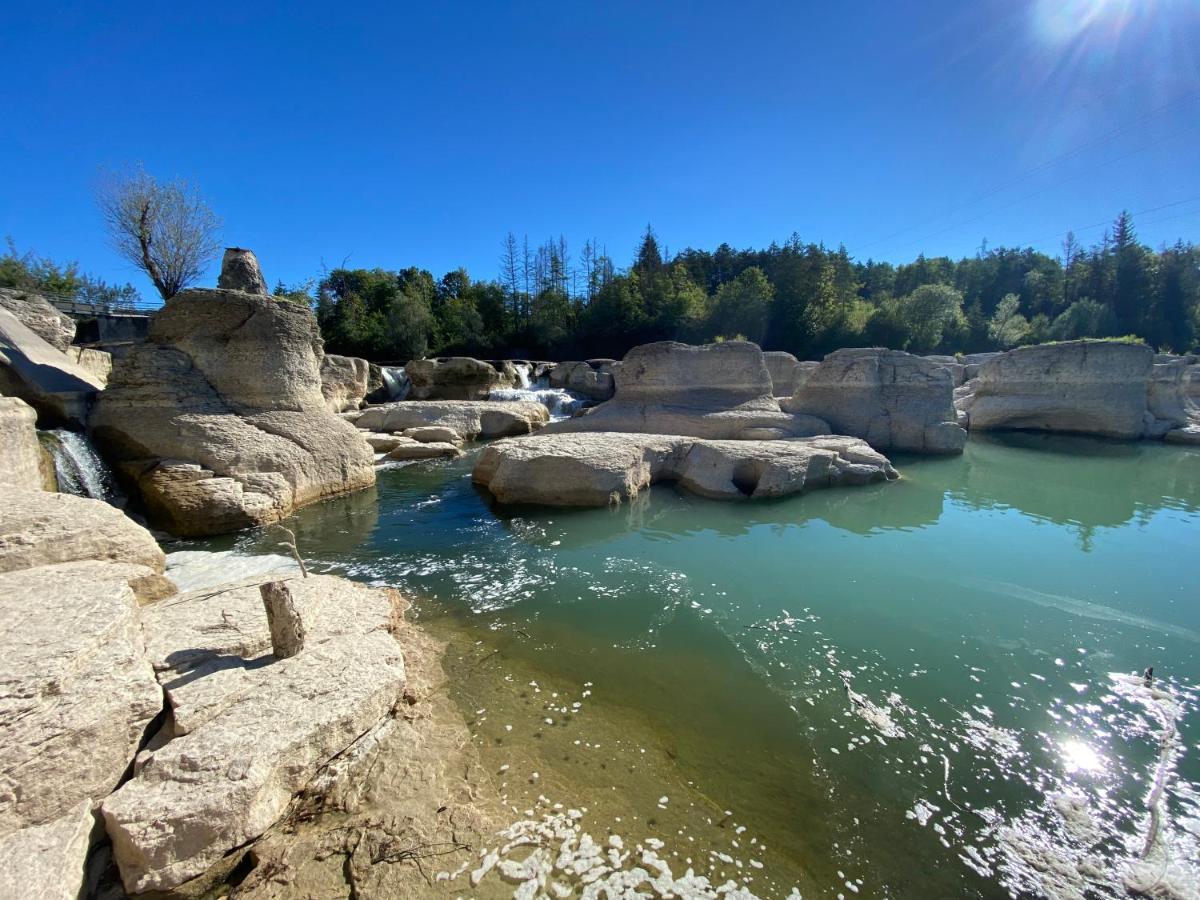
[102,573,406,893]
[384,438,462,461]
[0,561,163,835]
[355,400,548,440]
[0,488,165,575]
[0,800,92,900]
[402,425,462,444]
[474,431,896,506]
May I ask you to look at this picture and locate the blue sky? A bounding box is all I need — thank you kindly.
[2,0,1198,297]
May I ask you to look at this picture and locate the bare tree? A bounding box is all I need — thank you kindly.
[98,165,222,300]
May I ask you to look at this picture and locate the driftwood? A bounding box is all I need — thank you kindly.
[260,580,306,658]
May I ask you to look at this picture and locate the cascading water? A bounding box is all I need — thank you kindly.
[380,366,411,400]
[44,429,119,503]
[489,369,587,420]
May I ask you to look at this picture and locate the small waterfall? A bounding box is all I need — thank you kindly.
[44,429,119,503]
[513,363,532,390]
[489,374,587,420]
[380,366,411,400]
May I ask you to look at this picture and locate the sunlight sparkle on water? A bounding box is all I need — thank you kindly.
[1060,738,1105,774]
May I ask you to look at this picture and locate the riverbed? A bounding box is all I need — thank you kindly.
[178,433,1200,898]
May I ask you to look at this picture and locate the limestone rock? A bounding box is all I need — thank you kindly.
[0,287,75,351]
[548,360,615,401]
[474,431,897,506]
[384,438,462,460]
[0,489,165,575]
[364,432,406,452]
[0,801,92,900]
[1165,425,1200,445]
[764,351,806,397]
[216,247,269,295]
[355,400,549,441]
[0,397,47,492]
[401,425,462,444]
[90,286,375,536]
[102,573,406,893]
[64,345,113,385]
[0,306,102,426]
[320,353,371,413]
[548,341,830,440]
[788,348,966,454]
[0,560,164,836]
[405,356,510,400]
[957,340,1155,439]
[1145,356,1198,438]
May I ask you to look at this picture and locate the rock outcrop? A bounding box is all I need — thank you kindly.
[90,277,375,537]
[548,341,829,440]
[0,287,75,351]
[320,353,371,413]
[352,399,549,441]
[548,360,616,401]
[405,356,511,400]
[0,800,93,900]
[0,397,49,491]
[102,573,407,893]
[474,431,896,506]
[786,348,966,454]
[956,340,1156,439]
[763,351,815,398]
[0,306,103,426]
[0,560,163,835]
[65,345,113,385]
[216,247,269,295]
[384,438,463,461]
[0,488,165,574]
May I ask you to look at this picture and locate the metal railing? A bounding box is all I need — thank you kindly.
[31,290,164,317]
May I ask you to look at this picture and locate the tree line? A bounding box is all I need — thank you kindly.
[314,213,1199,361]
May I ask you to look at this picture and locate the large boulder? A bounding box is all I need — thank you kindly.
[474,431,896,506]
[102,574,407,894]
[786,348,966,454]
[0,800,92,900]
[763,351,811,398]
[957,340,1155,439]
[0,306,103,426]
[548,360,616,401]
[0,488,165,575]
[0,288,75,351]
[0,397,50,492]
[1146,356,1199,439]
[353,399,549,441]
[405,356,510,400]
[90,284,375,536]
[548,341,829,440]
[0,560,164,837]
[320,353,371,413]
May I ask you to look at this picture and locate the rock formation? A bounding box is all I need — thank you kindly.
[90,254,375,536]
[0,305,103,426]
[548,359,617,400]
[548,341,829,440]
[405,356,512,400]
[786,348,967,454]
[956,340,1157,439]
[0,397,51,491]
[474,432,896,506]
[763,351,815,398]
[0,800,93,900]
[319,353,371,412]
[216,247,269,294]
[351,399,549,441]
[0,288,75,351]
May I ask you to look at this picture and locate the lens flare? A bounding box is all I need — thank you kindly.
[1032,0,1141,44]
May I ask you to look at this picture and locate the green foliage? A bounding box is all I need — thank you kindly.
[1,237,143,309]
[710,267,773,344]
[895,284,965,353]
[988,294,1030,347]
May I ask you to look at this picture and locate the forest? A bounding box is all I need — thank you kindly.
[311,211,1200,362]
[5,211,1197,363]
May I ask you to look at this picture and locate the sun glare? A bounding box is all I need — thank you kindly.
[1032,0,1144,44]
[1060,738,1106,774]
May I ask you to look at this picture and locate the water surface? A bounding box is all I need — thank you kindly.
[185,433,1200,898]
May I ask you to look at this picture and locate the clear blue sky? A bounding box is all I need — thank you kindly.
[3,0,1198,297]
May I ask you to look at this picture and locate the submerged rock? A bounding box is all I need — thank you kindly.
[956,340,1155,439]
[355,399,549,441]
[548,341,829,440]
[787,348,966,454]
[319,353,371,413]
[90,282,375,536]
[473,431,896,506]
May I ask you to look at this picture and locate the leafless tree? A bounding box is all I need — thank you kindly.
[98,165,222,300]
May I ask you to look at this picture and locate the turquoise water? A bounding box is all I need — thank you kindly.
[189,433,1200,898]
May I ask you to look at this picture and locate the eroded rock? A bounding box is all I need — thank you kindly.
[473,431,896,506]
[355,400,549,441]
[787,348,966,454]
[0,306,102,426]
[0,287,75,351]
[0,397,49,492]
[548,360,615,401]
[0,800,92,900]
[406,357,510,400]
[320,353,371,413]
[216,247,269,295]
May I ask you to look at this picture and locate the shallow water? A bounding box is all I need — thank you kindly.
[184,433,1200,898]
